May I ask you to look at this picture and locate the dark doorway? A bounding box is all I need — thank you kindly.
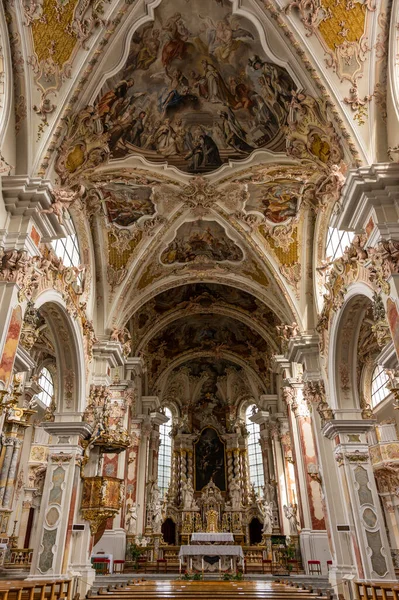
[249,517,263,545]
[162,518,176,545]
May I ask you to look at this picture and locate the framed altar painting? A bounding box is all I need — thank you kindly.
[194,427,226,492]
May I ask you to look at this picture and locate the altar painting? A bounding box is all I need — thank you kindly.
[195,427,226,491]
[94,0,295,174]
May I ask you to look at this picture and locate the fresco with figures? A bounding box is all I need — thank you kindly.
[94,0,296,173]
[161,220,243,264]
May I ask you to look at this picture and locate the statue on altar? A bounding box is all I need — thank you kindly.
[182,478,198,510]
[258,497,274,534]
[126,504,137,534]
[284,503,299,535]
[229,477,242,511]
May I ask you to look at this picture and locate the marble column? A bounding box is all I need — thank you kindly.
[323,419,396,582]
[28,422,93,593]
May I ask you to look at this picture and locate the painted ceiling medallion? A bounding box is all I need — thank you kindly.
[160,220,244,265]
[94,0,296,173]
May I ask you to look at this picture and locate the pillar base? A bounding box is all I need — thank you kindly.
[92,527,126,561]
[299,529,332,575]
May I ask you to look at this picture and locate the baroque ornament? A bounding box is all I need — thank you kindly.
[284,0,376,88]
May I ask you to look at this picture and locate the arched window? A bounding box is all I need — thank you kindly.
[246,405,265,495]
[326,227,355,262]
[158,407,172,497]
[52,217,82,285]
[37,367,54,407]
[371,366,390,408]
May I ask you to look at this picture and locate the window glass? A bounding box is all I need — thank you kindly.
[246,405,265,495]
[37,367,54,407]
[52,218,82,282]
[371,366,390,407]
[158,407,172,497]
[326,227,355,261]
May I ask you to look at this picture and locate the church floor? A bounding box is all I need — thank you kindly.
[90,579,331,599]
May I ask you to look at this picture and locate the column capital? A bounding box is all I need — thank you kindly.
[249,409,269,425]
[41,421,93,441]
[322,419,376,440]
[335,163,399,242]
[1,175,67,248]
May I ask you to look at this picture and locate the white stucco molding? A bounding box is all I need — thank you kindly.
[333,164,399,243]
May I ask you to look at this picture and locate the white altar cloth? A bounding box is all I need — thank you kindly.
[179,545,244,560]
[191,533,234,543]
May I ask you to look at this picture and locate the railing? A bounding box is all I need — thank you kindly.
[355,581,399,600]
[0,579,72,600]
[4,548,33,568]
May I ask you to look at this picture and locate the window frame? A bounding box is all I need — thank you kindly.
[158,407,173,498]
[245,404,265,495]
[37,366,55,407]
[325,227,355,262]
[371,365,390,408]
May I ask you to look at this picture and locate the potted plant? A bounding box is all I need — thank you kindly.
[127,542,143,569]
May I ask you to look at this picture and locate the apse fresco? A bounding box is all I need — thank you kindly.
[147,315,269,360]
[102,182,156,226]
[153,284,259,313]
[95,0,296,173]
[161,221,243,264]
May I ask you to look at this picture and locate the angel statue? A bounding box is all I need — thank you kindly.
[283,503,299,535]
[258,497,274,534]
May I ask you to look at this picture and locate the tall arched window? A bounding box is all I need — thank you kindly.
[246,405,265,495]
[371,366,390,408]
[326,227,355,261]
[37,367,54,407]
[158,407,172,497]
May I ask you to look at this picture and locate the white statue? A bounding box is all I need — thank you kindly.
[149,481,161,511]
[126,504,137,534]
[182,478,197,510]
[153,507,163,534]
[229,478,242,511]
[262,482,275,504]
[259,498,274,534]
[284,503,299,535]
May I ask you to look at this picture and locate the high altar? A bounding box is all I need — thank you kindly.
[127,404,302,571]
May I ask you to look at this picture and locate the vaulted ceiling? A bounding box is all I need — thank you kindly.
[0,0,395,396]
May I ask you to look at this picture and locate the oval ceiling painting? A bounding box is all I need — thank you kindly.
[95,0,296,174]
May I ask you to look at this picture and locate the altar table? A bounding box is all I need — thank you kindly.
[191,533,234,543]
[179,544,244,573]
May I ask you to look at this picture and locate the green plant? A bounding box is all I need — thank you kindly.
[181,571,192,580]
[193,573,203,580]
[127,542,143,566]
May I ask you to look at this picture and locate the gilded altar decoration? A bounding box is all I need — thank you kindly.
[205,509,219,533]
[81,476,123,534]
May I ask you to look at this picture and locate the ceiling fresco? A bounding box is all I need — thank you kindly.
[160,220,244,264]
[144,315,271,387]
[102,182,156,227]
[131,283,282,353]
[94,0,296,174]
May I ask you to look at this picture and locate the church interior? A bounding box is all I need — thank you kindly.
[1,0,399,598]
